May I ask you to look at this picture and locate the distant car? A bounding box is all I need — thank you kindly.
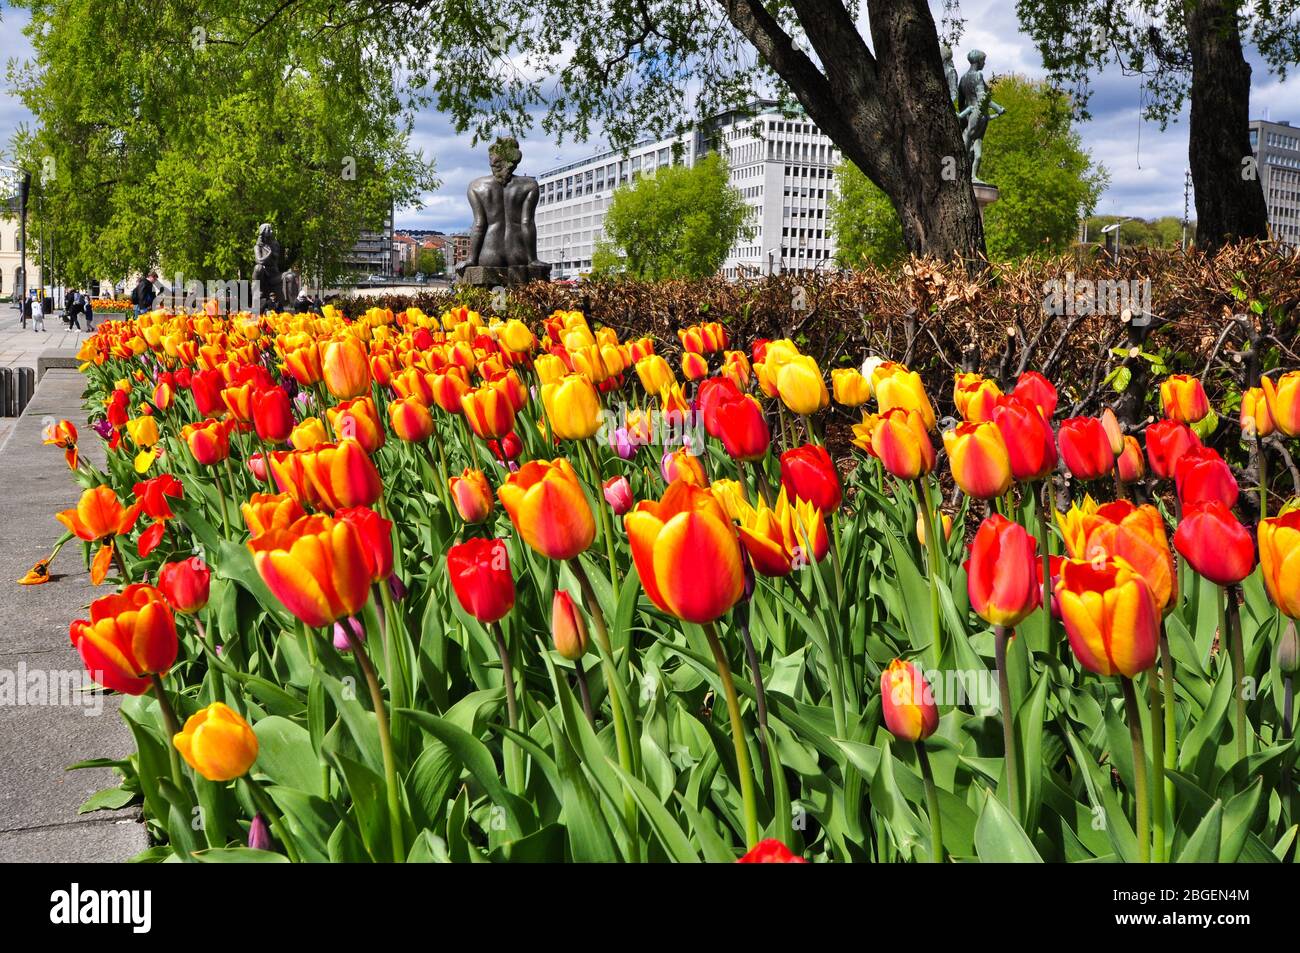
[365,274,388,284]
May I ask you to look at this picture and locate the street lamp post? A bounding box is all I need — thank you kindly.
[1099,217,1134,264]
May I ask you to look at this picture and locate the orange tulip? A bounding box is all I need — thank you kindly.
[1116,435,1145,483]
[953,372,1002,423]
[1056,559,1159,678]
[173,702,259,782]
[322,337,372,399]
[734,488,829,578]
[328,396,385,453]
[290,416,329,451]
[880,659,939,742]
[1159,374,1211,424]
[241,492,307,538]
[284,343,323,386]
[498,458,595,560]
[462,383,517,440]
[388,395,435,442]
[872,408,935,480]
[300,439,383,510]
[1258,509,1300,618]
[1262,371,1300,437]
[69,583,179,695]
[624,480,744,623]
[449,468,494,524]
[873,362,936,431]
[180,418,232,466]
[1239,386,1274,439]
[1057,498,1176,614]
[943,421,1012,499]
[56,485,141,543]
[681,352,709,382]
[248,514,372,627]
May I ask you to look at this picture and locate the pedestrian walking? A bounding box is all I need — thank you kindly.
[82,297,94,331]
[31,293,45,332]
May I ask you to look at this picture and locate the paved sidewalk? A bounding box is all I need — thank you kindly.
[0,311,99,368]
[0,368,148,862]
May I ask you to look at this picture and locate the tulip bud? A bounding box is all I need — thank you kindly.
[551,590,589,660]
[333,616,365,652]
[1278,621,1299,675]
[1100,408,1125,456]
[603,475,633,515]
[157,558,211,614]
[248,813,271,851]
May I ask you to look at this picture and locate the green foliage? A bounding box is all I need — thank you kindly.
[414,247,446,277]
[831,77,1107,264]
[594,153,751,280]
[1085,215,1193,250]
[6,0,437,286]
[827,165,907,268]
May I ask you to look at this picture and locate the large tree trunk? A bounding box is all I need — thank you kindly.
[1185,0,1269,252]
[721,0,986,267]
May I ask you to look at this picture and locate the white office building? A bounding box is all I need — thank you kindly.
[535,100,842,279]
[1249,119,1300,248]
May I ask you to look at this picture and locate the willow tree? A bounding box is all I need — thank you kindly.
[1017,0,1296,252]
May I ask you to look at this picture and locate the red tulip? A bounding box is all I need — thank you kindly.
[737,839,808,863]
[714,392,771,462]
[336,505,394,582]
[1012,371,1058,420]
[992,394,1057,482]
[880,658,939,742]
[447,538,515,624]
[1174,446,1238,509]
[1173,501,1256,586]
[1144,419,1201,480]
[779,444,842,512]
[157,558,211,614]
[966,514,1041,628]
[1057,417,1113,481]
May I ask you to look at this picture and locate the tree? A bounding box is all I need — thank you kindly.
[1016,0,1292,253]
[7,0,437,288]
[831,76,1107,264]
[415,247,446,276]
[592,153,751,280]
[152,0,990,264]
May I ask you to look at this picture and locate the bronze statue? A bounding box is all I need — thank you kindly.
[956,50,1004,184]
[456,136,550,286]
[941,45,959,105]
[252,223,283,309]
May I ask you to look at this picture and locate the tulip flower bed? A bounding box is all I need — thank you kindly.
[36,299,1300,863]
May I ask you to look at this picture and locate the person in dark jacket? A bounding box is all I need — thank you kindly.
[131,272,158,316]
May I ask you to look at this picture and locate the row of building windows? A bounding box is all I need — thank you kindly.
[1265,131,1300,151]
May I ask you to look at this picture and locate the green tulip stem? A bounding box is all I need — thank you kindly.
[491,621,525,793]
[1148,675,1166,863]
[1225,585,1249,761]
[1037,480,1053,641]
[738,606,774,801]
[243,776,302,864]
[704,621,760,850]
[344,624,405,863]
[915,741,943,863]
[1120,676,1151,863]
[993,625,1022,822]
[570,558,640,862]
[213,466,231,536]
[916,477,943,669]
[1158,629,1176,840]
[149,674,185,790]
[572,654,596,728]
[583,438,619,589]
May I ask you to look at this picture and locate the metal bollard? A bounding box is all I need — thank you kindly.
[0,367,12,417]
[17,367,35,416]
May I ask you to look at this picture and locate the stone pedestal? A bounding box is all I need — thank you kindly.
[973,182,1000,223]
[456,264,552,288]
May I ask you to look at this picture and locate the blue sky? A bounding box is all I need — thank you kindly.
[3,0,1297,233]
